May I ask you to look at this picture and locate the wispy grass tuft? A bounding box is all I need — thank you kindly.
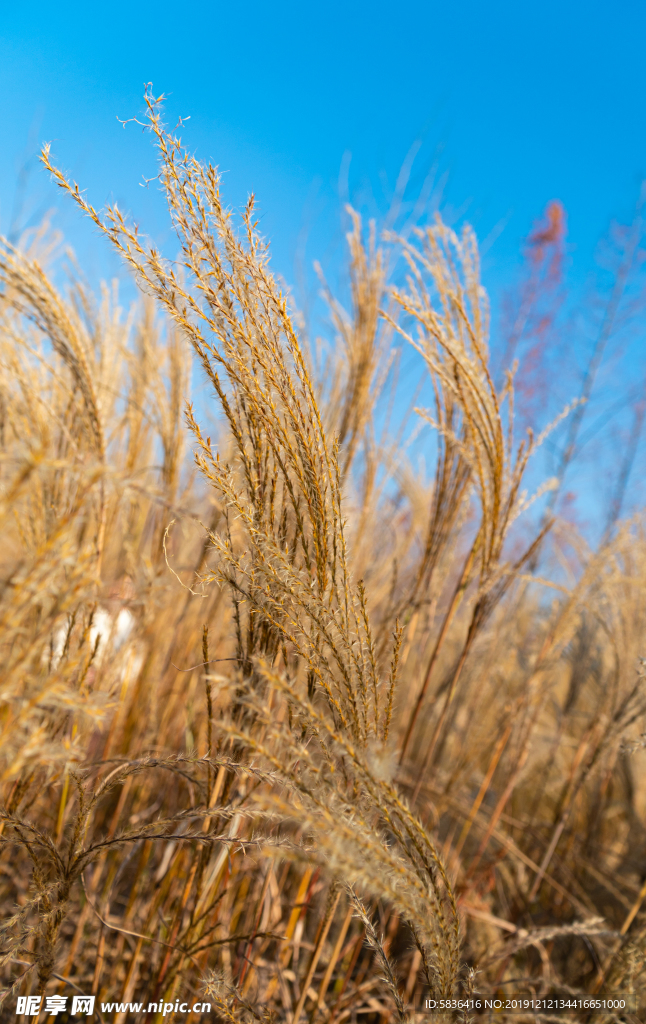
[0,87,643,1023]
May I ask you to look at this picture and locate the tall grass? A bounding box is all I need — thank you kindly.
[0,88,645,1022]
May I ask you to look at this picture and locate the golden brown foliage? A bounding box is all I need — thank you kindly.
[0,90,644,1024]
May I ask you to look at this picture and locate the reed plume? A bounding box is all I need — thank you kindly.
[0,86,642,1023]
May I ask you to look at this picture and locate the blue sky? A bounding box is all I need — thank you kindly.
[2,0,646,531]
[2,0,645,279]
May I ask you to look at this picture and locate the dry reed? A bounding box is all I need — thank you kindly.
[0,88,643,1024]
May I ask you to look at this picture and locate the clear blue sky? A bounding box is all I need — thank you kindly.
[2,0,646,532]
[2,0,645,280]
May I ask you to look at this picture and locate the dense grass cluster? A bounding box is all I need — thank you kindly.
[1,90,646,1023]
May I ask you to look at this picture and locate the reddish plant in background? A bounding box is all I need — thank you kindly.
[501,200,567,428]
